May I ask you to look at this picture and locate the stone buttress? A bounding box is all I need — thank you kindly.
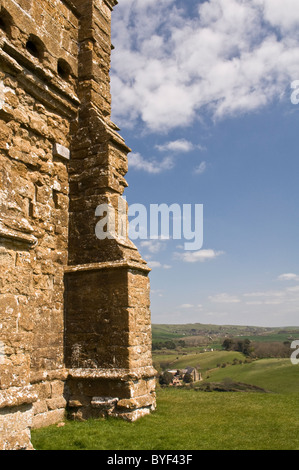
[65,0,156,422]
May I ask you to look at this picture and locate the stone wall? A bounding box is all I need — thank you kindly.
[0,0,156,450]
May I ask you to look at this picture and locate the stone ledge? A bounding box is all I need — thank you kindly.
[91,396,118,408]
[30,368,69,384]
[68,366,157,381]
[113,407,153,422]
[65,260,151,274]
[117,394,156,411]
[0,386,38,410]
[103,0,119,11]
[67,393,155,422]
[0,222,38,248]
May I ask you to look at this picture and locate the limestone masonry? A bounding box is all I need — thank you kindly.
[0,0,156,450]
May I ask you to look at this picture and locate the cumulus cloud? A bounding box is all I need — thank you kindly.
[258,0,299,32]
[155,139,198,153]
[147,260,172,269]
[287,286,299,293]
[111,0,299,132]
[131,139,205,173]
[140,240,166,254]
[174,248,225,263]
[243,284,299,306]
[209,293,241,304]
[129,152,175,173]
[194,161,207,175]
[244,290,285,298]
[278,273,299,282]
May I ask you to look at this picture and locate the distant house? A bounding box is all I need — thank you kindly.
[179,367,201,382]
[164,366,202,386]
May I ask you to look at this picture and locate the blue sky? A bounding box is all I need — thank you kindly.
[110,0,299,327]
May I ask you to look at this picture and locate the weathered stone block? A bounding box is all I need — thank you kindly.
[0,404,34,450]
[53,143,70,161]
[32,408,66,429]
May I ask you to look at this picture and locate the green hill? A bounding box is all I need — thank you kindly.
[203,357,299,394]
[152,323,299,345]
[153,350,245,373]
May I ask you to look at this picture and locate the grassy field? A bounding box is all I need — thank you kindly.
[32,388,299,450]
[31,320,299,450]
[31,350,299,450]
[204,357,299,394]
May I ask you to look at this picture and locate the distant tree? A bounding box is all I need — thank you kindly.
[222,338,234,351]
[222,338,253,356]
[164,340,176,350]
[241,339,252,356]
[183,373,193,383]
[252,341,292,358]
[152,340,176,351]
[159,371,174,386]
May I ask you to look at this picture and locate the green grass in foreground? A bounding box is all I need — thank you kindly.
[32,388,299,450]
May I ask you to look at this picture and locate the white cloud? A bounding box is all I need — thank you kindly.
[151,289,164,297]
[155,139,196,153]
[278,273,299,282]
[264,300,285,306]
[194,161,207,175]
[257,0,299,32]
[132,139,205,174]
[174,249,224,263]
[243,283,299,307]
[129,152,174,173]
[140,240,165,254]
[178,304,194,309]
[148,261,161,268]
[111,0,299,132]
[244,290,285,298]
[209,293,241,304]
[148,260,172,269]
[287,286,299,293]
